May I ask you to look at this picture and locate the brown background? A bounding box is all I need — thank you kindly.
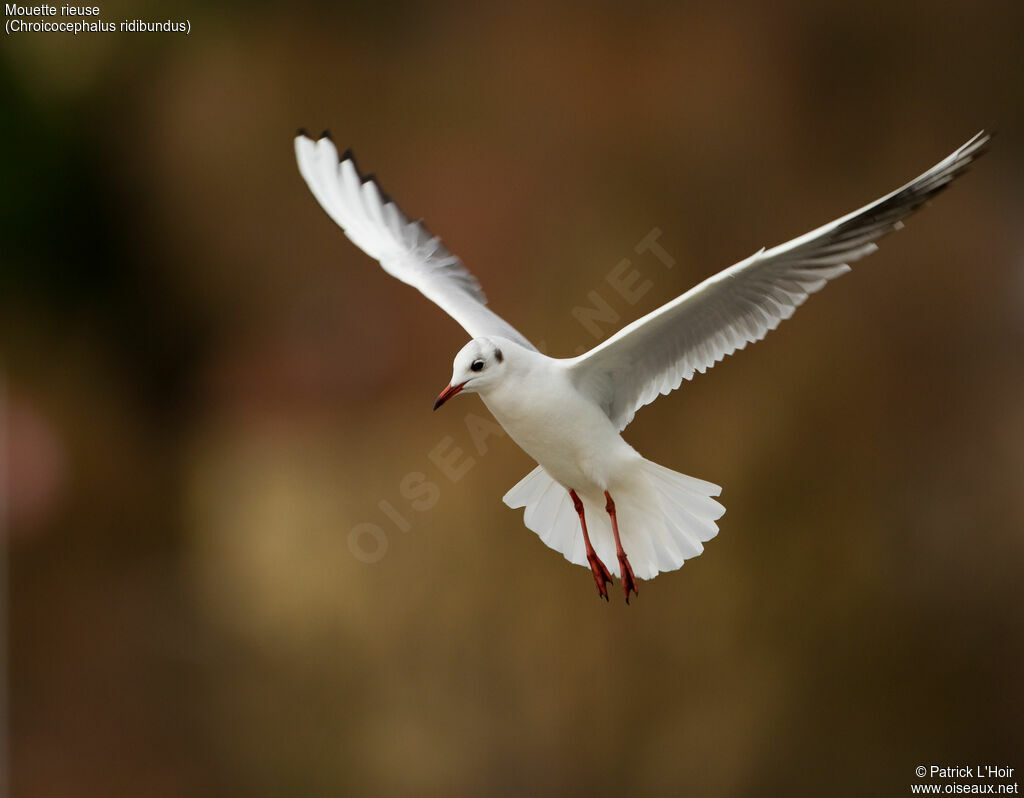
[4,1,1023,796]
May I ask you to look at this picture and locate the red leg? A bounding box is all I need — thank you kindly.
[605,491,638,603]
[570,490,612,601]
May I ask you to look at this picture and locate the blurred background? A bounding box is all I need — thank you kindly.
[3,0,1023,795]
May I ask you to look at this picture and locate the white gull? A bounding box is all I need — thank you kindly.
[295,131,988,601]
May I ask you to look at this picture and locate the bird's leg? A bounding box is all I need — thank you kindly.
[570,489,612,601]
[604,491,638,603]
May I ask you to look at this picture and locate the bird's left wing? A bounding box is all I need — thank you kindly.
[295,132,535,350]
[568,132,989,431]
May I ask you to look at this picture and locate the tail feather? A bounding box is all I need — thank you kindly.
[553,497,582,565]
[657,501,701,562]
[654,482,717,548]
[503,460,725,581]
[532,480,565,548]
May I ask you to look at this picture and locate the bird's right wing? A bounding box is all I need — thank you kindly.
[568,132,989,430]
[295,132,535,351]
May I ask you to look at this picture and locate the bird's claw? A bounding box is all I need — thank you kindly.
[587,553,613,601]
[618,554,639,604]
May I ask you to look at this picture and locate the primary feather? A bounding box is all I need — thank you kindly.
[569,132,990,430]
[294,132,536,351]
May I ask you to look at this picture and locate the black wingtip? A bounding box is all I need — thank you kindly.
[320,129,333,142]
[296,127,310,139]
[965,129,993,156]
[976,128,995,154]
[359,171,392,202]
[340,149,363,177]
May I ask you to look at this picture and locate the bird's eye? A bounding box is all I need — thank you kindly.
[471,360,484,372]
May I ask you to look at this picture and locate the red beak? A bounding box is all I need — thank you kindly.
[433,382,466,411]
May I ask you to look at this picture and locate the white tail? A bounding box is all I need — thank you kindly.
[503,460,725,580]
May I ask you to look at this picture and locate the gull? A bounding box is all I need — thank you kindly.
[294,130,988,602]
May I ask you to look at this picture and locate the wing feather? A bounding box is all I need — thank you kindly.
[569,132,989,430]
[295,132,535,350]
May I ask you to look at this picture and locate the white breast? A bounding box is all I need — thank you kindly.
[480,355,640,492]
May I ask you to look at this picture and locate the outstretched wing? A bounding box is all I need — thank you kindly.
[569,132,989,430]
[295,132,535,350]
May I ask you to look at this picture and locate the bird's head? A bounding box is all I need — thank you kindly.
[433,338,508,410]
